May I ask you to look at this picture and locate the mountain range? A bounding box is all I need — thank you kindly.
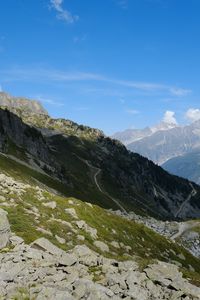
[113,119,200,184]
[0,91,200,297]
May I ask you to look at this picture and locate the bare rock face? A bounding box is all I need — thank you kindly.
[0,208,11,249]
[0,92,48,115]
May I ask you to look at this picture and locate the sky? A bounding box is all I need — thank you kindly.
[1,0,200,134]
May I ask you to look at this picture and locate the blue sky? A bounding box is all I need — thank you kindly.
[0,0,200,134]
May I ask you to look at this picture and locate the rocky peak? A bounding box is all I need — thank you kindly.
[0,91,48,115]
[151,121,179,133]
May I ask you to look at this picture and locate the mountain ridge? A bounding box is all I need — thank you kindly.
[0,91,199,297]
[0,91,48,115]
[0,92,199,220]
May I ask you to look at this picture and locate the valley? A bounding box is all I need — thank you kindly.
[0,93,199,299]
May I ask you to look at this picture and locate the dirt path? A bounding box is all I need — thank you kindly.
[86,160,127,213]
[171,221,200,240]
[175,183,197,218]
[75,154,127,213]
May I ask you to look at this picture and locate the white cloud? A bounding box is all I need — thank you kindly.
[163,111,177,124]
[50,0,79,23]
[0,85,2,92]
[185,108,200,123]
[125,109,139,115]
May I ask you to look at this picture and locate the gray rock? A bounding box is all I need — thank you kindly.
[55,235,65,244]
[43,201,57,209]
[65,208,78,219]
[57,253,77,266]
[94,241,109,252]
[144,261,183,287]
[0,209,10,249]
[31,238,64,256]
[9,235,24,246]
[31,286,75,300]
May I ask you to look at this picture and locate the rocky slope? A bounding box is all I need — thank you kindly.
[1,233,200,299]
[0,96,199,219]
[112,210,200,259]
[0,172,200,299]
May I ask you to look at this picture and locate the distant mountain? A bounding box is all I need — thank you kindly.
[127,121,200,165]
[112,122,178,147]
[113,120,200,166]
[151,121,178,133]
[0,92,48,115]
[112,127,152,145]
[0,92,199,220]
[162,150,200,184]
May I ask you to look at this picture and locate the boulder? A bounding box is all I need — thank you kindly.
[31,238,64,256]
[65,208,78,219]
[94,241,109,252]
[43,201,57,209]
[57,253,77,267]
[0,209,11,249]
[144,261,183,287]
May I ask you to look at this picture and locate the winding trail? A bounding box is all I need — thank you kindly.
[85,160,127,214]
[74,154,127,213]
[171,221,200,240]
[175,183,197,218]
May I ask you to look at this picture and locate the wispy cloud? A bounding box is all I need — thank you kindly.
[50,0,79,23]
[117,0,128,9]
[33,95,64,107]
[169,87,191,97]
[125,109,140,115]
[74,106,89,111]
[73,34,87,43]
[0,66,191,97]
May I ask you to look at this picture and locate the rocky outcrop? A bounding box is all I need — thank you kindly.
[0,209,10,250]
[0,92,48,115]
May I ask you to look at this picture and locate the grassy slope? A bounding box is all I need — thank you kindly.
[0,154,200,285]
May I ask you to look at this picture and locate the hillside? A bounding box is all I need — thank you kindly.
[162,151,200,184]
[0,99,200,219]
[0,93,200,298]
[0,159,200,298]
